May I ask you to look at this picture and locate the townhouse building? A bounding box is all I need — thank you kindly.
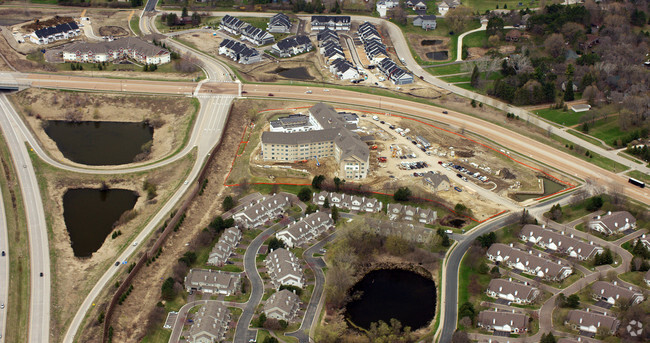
[588,211,636,235]
[188,302,231,343]
[387,203,437,225]
[29,20,80,45]
[591,281,644,305]
[264,289,302,322]
[378,58,414,85]
[519,224,604,261]
[329,58,359,80]
[271,35,313,57]
[62,37,171,65]
[220,14,247,35]
[477,309,528,334]
[240,25,275,46]
[486,243,573,281]
[268,13,291,33]
[184,269,241,295]
[565,309,620,334]
[218,39,262,64]
[207,227,242,266]
[264,248,304,288]
[317,28,339,46]
[645,270,650,287]
[313,191,383,213]
[311,16,351,31]
[486,278,540,304]
[276,211,333,248]
[232,193,292,229]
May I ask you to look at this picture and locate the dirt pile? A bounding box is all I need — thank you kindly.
[499,168,516,180]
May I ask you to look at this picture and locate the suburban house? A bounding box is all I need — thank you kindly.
[413,1,428,11]
[310,16,351,31]
[240,25,275,46]
[358,22,382,43]
[378,58,414,84]
[505,30,522,42]
[565,309,620,334]
[261,103,370,179]
[364,40,389,63]
[271,35,313,57]
[218,39,262,64]
[638,234,650,250]
[188,302,231,343]
[591,281,644,305]
[587,211,636,235]
[387,203,437,224]
[519,224,603,261]
[220,14,247,35]
[486,243,573,281]
[438,0,460,16]
[316,28,339,46]
[264,248,304,288]
[207,227,242,266]
[422,172,450,192]
[268,13,292,33]
[29,20,80,45]
[313,191,383,213]
[376,0,400,17]
[571,104,591,112]
[486,278,540,305]
[184,269,241,295]
[264,289,302,322]
[477,309,528,334]
[413,15,437,30]
[276,211,333,248]
[232,193,292,229]
[330,58,359,80]
[368,219,434,244]
[62,37,171,65]
[321,40,346,62]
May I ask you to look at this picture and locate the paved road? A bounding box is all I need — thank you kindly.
[0,95,51,343]
[233,225,277,343]
[287,233,338,343]
[0,183,7,341]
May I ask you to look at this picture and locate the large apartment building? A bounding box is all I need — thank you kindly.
[261,103,370,179]
[62,37,171,65]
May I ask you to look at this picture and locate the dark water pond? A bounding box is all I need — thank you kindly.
[275,67,314,80]
[511,178,566,202]
[426,51,449,60]
[421,39,443,46]
[44,121,154,165]
[346,269,436,330]
[63,188,138,257]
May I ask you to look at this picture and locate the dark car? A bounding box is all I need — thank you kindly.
[241,91,248,94]
[40,272,43,277]
[442,111,448,114]
[1,251,5,256]
[419,75,424,80]
[456,173,462,178]
[268,93,274,96]
[115,261,120,266]
[380,120,385,124]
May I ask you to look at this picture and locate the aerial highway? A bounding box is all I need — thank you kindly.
[0,184,8,341]
[0,95,51,342]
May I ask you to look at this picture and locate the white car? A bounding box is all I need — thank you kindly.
[305,90,312,94]
[323,89,329,92]
[132,242,138,247]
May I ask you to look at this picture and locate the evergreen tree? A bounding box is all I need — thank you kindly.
[331,205,339,223]
[323,197,330,209]
[564,80,575,101]
[470,65,480,88]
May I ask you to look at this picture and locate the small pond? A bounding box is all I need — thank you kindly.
[421,39,443,46]
[44,120,154,165]
[346,269,436,330]
[63,188,138,257]
[510,178,567,202]
[274,67,314,80]
[426,51,449,60]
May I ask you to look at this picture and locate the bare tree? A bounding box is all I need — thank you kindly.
[544,33,566,59]
[445,6,473,34]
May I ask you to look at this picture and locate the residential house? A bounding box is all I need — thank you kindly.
[358,22,382,44]
[268,13,292,33]
[62,37,171,65]
[477,309,528,334]
[638,234,650,250]
[29,20,80,45]
[264,248,304,288]
[486,243,573,281]
[316,28,339,46]
[231,193,292,229]
[330,58,359,80]
[276,211,333,248]
[313,191,383,213]
[271,35,313,57]
[218,39,262,64]
[505,30,522,42]
[519,224,603,261]
[240,25,275,46]
[438,0,460,16]
[364,40,389,63]
[565,309,620,334]
[580,34,600,50]
[591,281,644,305]
[413,1,428,11]
[264,289,302,322]
[413,15,437,30]
[188,302,231,343]
[220,14,247,35]
[378,58,414,84]
[207,227,242,266]
[376,0,400,17]
[311,16,351,31]
[184,269,241,295]
[588,211,636,235]
[321,41,346,62]
[486,278,540,304]
[387,203,437,224]
[422,172,450,192]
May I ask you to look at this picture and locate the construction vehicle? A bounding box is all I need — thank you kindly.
[378,157,387,162]
[370,145,378,150]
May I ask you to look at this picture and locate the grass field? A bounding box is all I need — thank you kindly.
[545,194,609,224]
[439,71,501,83]
[463,31,487,48]
[401,18,481,65]
[426,63,467,76]
[626,170,650,184]
[551,135,629,173]
[584,116,626,147]
[535,107,585,127]
[463,0,541,12]
[130,17,141,36]
[567,130,606,148]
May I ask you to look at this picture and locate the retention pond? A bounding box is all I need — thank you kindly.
[44,120,154,165]
[345,269,436,330]
[63,188,138,257]
[425,51,449,60]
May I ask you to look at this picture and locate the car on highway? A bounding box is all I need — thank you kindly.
[1,251,4,256]
[1,303,4,309]
[39,272,43,277]
[133,241,138,246]
[323,89,329,92]
[268,93,274,96]
[442,111,448,114]
[305,90,312,94]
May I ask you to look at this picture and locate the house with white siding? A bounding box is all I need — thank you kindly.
[313,191,383,213]
[587,211,636,235]
[486,278,540,304]
[188,302,230,343]
[486,243,573,281]
[387,203,437,224]
[264,248,304,288]
[62,37,171,65]
[207,227,242,266]
[29,20,80,45]
[264,289,302,321]
[477,308,528,334]
[591,281,644,305]
[268,13,291,33]
[565,309,620,334]
[232,193,292,229]
[276,212,333,248]
[184,269,241,295]
[519,224,603,261]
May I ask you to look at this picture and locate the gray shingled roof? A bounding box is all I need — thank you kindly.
[63,37,169,57]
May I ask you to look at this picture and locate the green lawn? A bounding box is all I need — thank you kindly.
[463,31,487,48]
[535,107,585,127]
[439,71,501,83]
[139,327,171,343]
[550,135,629,173]
[626,170,650,184]
[584,116,626,147]
[427,63,467,76]
[544,194,609,224]
[458,248,492,323]
[400,18,481,65]
[463,0,541,12]
[130,17,142,36]
[567,129,606,148]
[619,271,650,289]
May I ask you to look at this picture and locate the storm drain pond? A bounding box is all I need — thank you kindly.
[345,269,436,330]
[44,120,154,165]
[63,188,138,257]
[425,51,449,60]
[511,177,567,202]
[274,67,314,80]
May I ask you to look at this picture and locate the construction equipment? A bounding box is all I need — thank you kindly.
[370,145,378,150]
[378,157,387,162]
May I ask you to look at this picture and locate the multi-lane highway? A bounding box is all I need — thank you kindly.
[0,184,8,341]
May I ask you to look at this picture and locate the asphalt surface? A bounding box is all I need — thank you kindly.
[144,0,158,12]
[0,183,7,341]
[233,226,277,343]
[0,95,51,343]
